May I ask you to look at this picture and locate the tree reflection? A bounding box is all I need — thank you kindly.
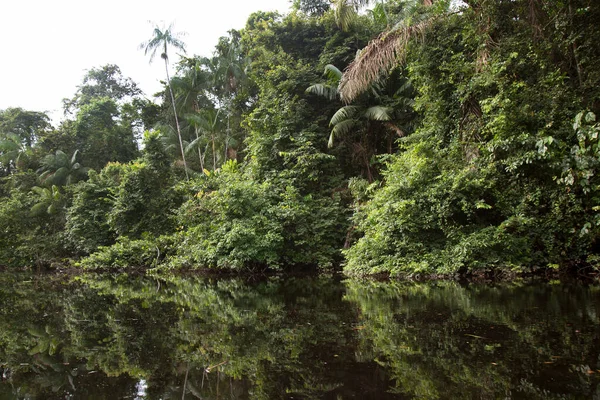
[1,274,599,399]
[345,281,600,399]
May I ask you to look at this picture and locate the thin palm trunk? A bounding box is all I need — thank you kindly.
[212,134,216,170]
[165,60,189,179]
[225,112,230,161]
[195,126,204,171]
[204,143,209,170]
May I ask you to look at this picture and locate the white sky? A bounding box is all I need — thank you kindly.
[0,0,292,124]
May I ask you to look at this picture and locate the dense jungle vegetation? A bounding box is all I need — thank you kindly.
[1,0,599,277]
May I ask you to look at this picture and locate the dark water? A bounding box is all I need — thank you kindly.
[1,273,599,399]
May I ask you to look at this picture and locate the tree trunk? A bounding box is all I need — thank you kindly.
[569,0,584,88]
[195,126,204,171]
[212,134,216,170]
[225,111,230,162]
[164,59,189,179]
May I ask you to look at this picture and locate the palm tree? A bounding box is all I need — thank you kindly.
[37,149,89,187]
[332,0,373,32]
[188,109,224,171]
[140,22,189,179]
[171,59,210,114]
[0,132,30,174]
[30,185,64,215]
[207,33,248,162]
[308,64,414,148]
[307,64,416,181]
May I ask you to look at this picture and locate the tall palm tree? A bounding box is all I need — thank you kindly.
[207,33,248,162]
[140,22,189,179]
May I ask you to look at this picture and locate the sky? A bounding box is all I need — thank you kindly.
[0,0,292,124]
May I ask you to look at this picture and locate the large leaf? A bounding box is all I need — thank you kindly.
[306,84,339,101]
[329,119,358,147]
[324,64,342,83]
[364,106,392,121]
[330,106,360,126]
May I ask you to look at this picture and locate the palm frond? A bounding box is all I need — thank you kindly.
[339,18,434,102]
[324,64,343,82]
[306,84,339,101]
[384,122,407,137]
[363,106,392,121]
[334,0,357,32]
[185,136,205,154]
[330,106,360,126]
[329,119,358,147]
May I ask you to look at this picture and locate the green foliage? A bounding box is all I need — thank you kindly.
[0,186,68,268]
[344,1,600,276]
[65,169,119,254]
[3,1,600,274]
[78,234,179,270]
[559,111,600,232]
[72,97,139,171]
[107,132,180,239]
[63,64,142,112]
[173,166,345,270]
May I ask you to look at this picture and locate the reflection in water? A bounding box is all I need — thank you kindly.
[0,273,599,399]
[345,281,600,399]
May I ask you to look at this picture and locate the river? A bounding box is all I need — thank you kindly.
[0,273,599,399]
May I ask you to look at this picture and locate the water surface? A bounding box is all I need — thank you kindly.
[1,273,599,399]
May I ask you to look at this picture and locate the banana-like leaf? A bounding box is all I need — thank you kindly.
[30,202,48,216]
[185,136,205,154]
[53,167,69,185]
[31,186,48,197]
[54,150,68,166]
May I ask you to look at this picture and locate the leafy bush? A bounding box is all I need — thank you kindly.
[78,234,179,271]
[173,165,346,271]
[107,132,181,239]
[65,169,119,254]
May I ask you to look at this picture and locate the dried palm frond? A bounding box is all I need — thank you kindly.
[339,18,434,102]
